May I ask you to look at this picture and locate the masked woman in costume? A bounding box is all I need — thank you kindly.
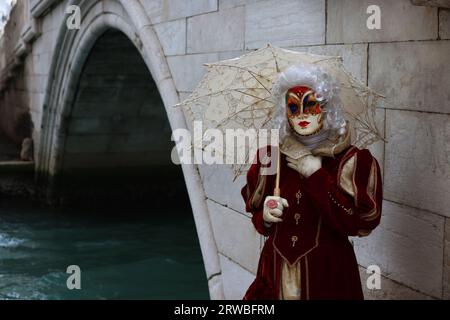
[242,65,383,300]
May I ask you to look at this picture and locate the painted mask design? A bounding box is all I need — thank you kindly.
[285,86,325,136]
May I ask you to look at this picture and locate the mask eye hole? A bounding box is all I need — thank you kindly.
[288,103,298,114]
[303,101,317,114]
[305,103,322,114]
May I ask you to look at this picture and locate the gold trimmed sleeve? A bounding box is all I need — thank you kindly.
[249,172,267,210]
[335,149,383,236]
[339,153,357,198]
[359,158,380,222]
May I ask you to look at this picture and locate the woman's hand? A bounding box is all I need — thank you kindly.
[263,196,289,227]
[286,154,322,178]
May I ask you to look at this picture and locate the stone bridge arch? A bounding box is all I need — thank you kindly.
[36,0,224,299]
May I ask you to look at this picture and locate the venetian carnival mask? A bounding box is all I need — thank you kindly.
[285,86,325,136]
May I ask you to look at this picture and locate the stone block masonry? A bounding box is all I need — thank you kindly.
[0,0,448,299]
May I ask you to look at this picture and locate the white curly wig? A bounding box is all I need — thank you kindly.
[271,64,347,150]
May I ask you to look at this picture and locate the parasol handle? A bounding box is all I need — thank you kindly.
[273,188,281,197]
[273,144,281,197]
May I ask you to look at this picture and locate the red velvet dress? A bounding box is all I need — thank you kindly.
[242,145,383,300]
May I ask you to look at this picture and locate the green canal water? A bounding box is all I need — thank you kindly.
[0,199,209,300]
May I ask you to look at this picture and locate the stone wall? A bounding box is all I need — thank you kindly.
[159,0,450,299]
[0,0,32,144]
[27,0,67,156]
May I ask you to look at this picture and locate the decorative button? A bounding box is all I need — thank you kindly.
[291,236,298,247]
[296,190,302,204]
[294,213,301,225]
[327,191,353,215]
